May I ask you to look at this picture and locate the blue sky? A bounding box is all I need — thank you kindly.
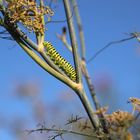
[0,0,140,139]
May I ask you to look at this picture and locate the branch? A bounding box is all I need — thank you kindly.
[63,0,81,83]
[26,127,106,139]
[0,36,13,40]
[57,27,101,111]
[36,0,45,52]
[57,31,103,127]
[45,4,76,24]
[71,0,86,60]
[8,26,66,77]
[63,0,100,130]
[65,114,83,125]
[87,34,136,63]
[4,24,79,92]
[18,40,78,91]
[135,112,140,120]
[56,27,72,52]
[1,1,65,78]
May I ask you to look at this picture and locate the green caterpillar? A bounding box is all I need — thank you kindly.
[43,41,76,82]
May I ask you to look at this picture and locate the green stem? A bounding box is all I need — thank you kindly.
[83,64,100,110]
[18,40,77,91]
[11,26,66,76]
[5,25,77,91]
[70,0,101,110]
[63,0,81,83]
[36,0,45,45]
[71,0,86,60]
[63,0,100,131]
[77,89,100,129]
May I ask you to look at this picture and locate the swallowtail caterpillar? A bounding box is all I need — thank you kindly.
[43,41,76,82]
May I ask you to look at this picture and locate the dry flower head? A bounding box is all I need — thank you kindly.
[5,0,54,34]
[128,97,140,113]
[105,110,134,138]
[94,106,108,115]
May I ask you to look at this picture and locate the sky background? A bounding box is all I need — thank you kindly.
[0,0,140,139]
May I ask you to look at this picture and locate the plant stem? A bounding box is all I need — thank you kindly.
[70,0,101,110]
[4,25,78,91]
[71,0,85,60]
[27,127,107,138]
[77,88,100,129]
[63,0,100,131]
[63,0,81,83]
[83,64,101,110]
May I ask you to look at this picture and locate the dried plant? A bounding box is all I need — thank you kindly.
[5,0,53,34]
[0,0,140,140]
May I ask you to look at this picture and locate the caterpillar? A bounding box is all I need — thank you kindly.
[43,41,76,82]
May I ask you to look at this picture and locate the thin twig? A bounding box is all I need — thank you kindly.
[45,4,77,24]
[56,27,72,52]
[26,127,106,138]
[135,112,140,120]
[65,114,83,125]
[48,132,64,140]
[0,30,9,34]
[71,0,85,60]
[0,36,13,40]
[87,35,136,63]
